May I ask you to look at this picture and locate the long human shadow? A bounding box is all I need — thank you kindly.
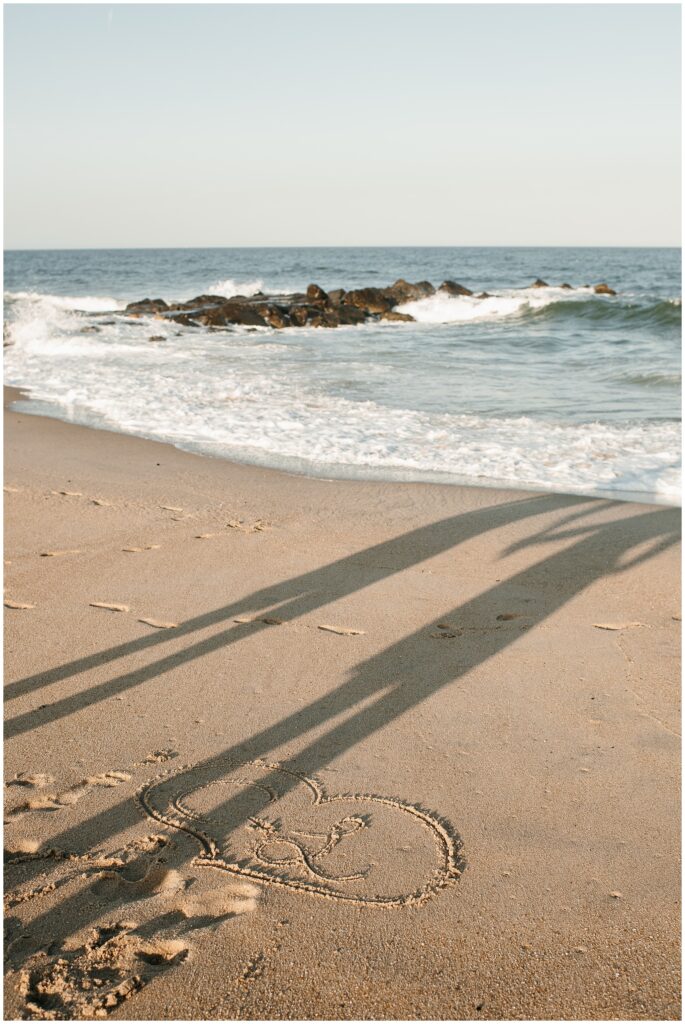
[5,494,610,738]
[10,500,679,952]
[6,492,594,706]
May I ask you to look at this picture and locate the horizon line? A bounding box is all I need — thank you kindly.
[4,243,682,253]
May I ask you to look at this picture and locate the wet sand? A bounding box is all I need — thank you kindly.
[4,387,681,1020]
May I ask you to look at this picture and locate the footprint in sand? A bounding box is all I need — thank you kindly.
[227,519,270,533]
[86,772,132,787]
[11,870,259,1018]
[7,832,257,1019]
[138,618,178,630]
[4,838,42,855]
[4,599,35,610]
[122,545,161,553]
[51,490,82,497]
[90,602,130,613]
[40,550,81,558]
[17,922,189,1021]
[136,750,179,766]
[7,773,55,789]
[5,771,132,820]
[92,498,112,507]
[318,624,365,636]
[175,880,260,921]
[94,862,185,900]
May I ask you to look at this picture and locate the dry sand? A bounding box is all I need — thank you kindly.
[3,387,681,1020]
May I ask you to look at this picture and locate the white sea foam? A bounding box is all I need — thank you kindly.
[4,290,125,312]
[3,288,680,503]
[205,278,266,299]
[396,286,593,324]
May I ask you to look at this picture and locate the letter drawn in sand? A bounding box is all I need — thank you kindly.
[137,759,464,907]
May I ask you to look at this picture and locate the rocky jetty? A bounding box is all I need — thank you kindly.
[121,276,617,330]
[123,278,448,330]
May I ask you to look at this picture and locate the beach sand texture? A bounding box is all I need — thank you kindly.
[4,389,681,1020]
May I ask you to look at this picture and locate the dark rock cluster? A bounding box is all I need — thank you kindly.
[123,279,465,330]
[122,277,616,330]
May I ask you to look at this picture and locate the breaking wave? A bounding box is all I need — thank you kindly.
[396,288,682,328]
[396,286,597,323]
[205,278,266,299]
[4,290,124,313]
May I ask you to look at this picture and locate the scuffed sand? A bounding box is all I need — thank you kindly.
[4,388,681,1020]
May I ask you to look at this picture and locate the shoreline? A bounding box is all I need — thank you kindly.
[4,385,680,1019]
[5,386,676,508]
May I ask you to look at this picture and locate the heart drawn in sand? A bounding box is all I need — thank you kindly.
[137,759,464,907]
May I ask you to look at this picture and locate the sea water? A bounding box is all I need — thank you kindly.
[3,247,681,503]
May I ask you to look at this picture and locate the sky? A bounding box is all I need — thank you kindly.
[3,3,682,248]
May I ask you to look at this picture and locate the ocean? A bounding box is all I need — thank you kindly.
[3,246,681,504]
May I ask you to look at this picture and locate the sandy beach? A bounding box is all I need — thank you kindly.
[3,387,680,1020]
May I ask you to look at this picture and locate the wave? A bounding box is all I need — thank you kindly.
[617,371,682,388]
[4,282,680,502]
[7,286,680,336]
[530,296,682,329]
[3,290,131,353]
[396,286,598,325]
[5,325,681,503]
[205,278,266,299]
[396,288,683,328]
[4,290,125,312]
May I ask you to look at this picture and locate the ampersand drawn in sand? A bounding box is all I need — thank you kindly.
[137,759,465,907]
[249,814,370,882]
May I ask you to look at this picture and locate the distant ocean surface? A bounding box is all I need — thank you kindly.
[4,247,681,503]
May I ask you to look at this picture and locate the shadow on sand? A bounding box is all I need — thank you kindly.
[4,492,680,994]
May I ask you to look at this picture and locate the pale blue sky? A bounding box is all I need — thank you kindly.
[4,3,681,248]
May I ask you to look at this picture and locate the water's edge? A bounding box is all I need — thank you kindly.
[6,388,673,508]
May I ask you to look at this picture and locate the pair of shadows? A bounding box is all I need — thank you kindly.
[5,495,679,977]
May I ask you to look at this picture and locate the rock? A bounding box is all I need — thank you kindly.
[342,287,395,314]
[338,304,368,325]
[380,310,415,322]
[288,304,339,327]
[119,275,559,331]
[254,304,292,329]
[289,305,309,327]
[80,325,100,333]
[438,280,473,297]
[148,335,165,342]
[529,279,549,288]
[177,294,226,309]
[308,313,340,329]
[165,312,201,326]
[306,284,330,306]
[593,283,616,296]
[200,302,268,328]
[386,279,435,303]
[559,283,573,290]
[124,298,169,315]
